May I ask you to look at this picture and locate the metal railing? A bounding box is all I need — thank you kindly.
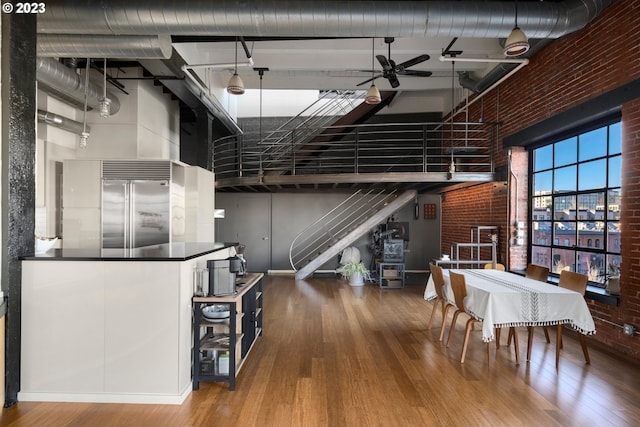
[213,121,497,180]
[256,90,365,170]
[289,187,397,271]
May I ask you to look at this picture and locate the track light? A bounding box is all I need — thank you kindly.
[504,1,529,57]
[227,37,245,95]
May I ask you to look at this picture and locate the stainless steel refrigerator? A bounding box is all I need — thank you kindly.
[102,179,170,248]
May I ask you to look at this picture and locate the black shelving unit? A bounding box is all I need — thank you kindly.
[192,273,263,391]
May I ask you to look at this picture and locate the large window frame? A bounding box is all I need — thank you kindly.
[529,120,621,288]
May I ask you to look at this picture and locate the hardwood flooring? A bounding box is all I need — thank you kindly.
[1,274,639,427]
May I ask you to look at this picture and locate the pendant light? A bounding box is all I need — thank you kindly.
[255,67,268,178]
[227,37,245,95]
[255,67,268,143]
[365,38,381,105]
[504,0,530,57]
[447,60,456,179]
[80,58,90,149]
[98,58,111,117]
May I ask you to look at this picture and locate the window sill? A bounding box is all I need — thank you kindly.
[510,269,619,306]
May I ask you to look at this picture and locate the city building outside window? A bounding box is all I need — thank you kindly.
[530,121,621,288]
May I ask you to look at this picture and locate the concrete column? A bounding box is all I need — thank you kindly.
[1,13,37,406]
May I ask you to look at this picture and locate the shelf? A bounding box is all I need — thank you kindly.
[199,318,230,327]
[199,335,230,351]
[192,272,264,392]
[377,262,405,289]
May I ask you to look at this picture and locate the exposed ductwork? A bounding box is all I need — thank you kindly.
[34,0,611,136]
[37,34,172,59]
[37,109,90,135]
[458,39,551,94]
[38,0,611,39]
[35,57,121,115]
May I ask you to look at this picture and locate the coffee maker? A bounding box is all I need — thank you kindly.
[207,259,236,296]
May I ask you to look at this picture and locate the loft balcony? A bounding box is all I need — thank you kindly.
[213,121,503,193]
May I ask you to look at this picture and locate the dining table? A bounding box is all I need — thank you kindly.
[424,268,596,343]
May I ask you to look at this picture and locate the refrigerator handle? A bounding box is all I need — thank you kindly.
[121,181,130,250]
[128,182,134,249]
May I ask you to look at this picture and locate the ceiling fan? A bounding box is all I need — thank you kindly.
[357,37,432,89]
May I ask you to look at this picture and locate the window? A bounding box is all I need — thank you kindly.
[530,121,621,287]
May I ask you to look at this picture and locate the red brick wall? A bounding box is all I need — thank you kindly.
[441,183,507,264]
[442,0,640,358]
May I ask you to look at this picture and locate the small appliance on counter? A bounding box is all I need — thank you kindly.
[231,244,247,276]
[228,256,245,278]
[207,259,236,296]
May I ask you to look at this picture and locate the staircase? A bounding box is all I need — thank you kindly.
[291,188,417,280]
[259,90,366,173]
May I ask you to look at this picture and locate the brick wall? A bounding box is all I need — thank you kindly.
[442,0,640,358]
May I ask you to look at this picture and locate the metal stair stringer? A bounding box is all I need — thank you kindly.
[294,189,417,281]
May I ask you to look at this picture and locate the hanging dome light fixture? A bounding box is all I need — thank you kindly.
[504,0,530,57]
[227,36,245,95]
[365,38,381,105]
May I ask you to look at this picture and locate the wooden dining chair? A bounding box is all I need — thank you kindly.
[445,271,491,363]
[484,263,506,271]
[555,270,590,367]
[427,264,455,342]
[525,264,549,282]
[514,264,551,359]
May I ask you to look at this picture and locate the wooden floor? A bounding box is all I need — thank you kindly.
[2,274,640,427]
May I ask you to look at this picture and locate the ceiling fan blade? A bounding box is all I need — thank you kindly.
[376,55,393,71]
[398,69,433,77]
[394,54,430,71]
[356,74,382,87]
[386,74,400,88]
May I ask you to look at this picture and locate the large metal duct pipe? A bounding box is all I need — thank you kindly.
[36,57,121,115]
[457,38,551,94]
[37,34,172,59]
[37,109,90,135]
[38,0,611,39]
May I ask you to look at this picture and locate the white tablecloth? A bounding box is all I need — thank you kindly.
[424,269,596,342]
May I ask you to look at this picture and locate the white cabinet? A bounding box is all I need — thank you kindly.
[184,166,215,242]
[20,246,233,404]
[21,262,105,393]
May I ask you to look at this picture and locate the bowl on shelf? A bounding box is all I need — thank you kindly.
[202,304,230,319]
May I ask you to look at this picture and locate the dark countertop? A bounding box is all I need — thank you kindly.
[21,242,238,261]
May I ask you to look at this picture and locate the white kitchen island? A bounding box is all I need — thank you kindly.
[20,242,237,404]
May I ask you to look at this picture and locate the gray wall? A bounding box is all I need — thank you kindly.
[215,191,441,272]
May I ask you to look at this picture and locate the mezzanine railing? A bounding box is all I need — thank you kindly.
[212,121,498,181]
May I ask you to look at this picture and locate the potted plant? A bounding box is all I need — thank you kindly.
[605,262,621,295]
[337,261,372,286]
